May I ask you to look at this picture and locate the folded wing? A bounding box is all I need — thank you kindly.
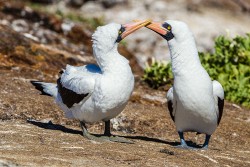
[58,64,101,108]
[167,87,175,122]
[212,80,224,125]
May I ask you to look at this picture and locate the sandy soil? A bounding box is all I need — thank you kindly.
[0,68,249,167]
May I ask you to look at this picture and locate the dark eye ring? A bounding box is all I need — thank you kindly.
[119,26,125,35]
[162,23,172,31]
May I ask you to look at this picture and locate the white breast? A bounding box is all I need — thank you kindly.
[173,66,217,135]
[68,60,134,123]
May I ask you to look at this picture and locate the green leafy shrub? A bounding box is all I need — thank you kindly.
[143,34,250,107]
[199,34,250,107]
[143,58,173,89]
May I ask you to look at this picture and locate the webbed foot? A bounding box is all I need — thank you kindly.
[109,135,134,144]
[80,121,109,142]
[175,131,195,149]
[175,143,195,149]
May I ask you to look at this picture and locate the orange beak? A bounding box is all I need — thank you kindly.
[145,21,168,36]
[120,19,152,40]
[133,20,170,37]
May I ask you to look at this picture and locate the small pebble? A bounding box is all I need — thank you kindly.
[160,148,175,155]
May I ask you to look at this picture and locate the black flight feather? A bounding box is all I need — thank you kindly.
[57,78,89,108]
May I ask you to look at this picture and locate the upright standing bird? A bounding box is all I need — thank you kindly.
[31,20,151,143]
[143,20,224,149]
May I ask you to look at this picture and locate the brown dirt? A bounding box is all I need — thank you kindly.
[0,67,250,167]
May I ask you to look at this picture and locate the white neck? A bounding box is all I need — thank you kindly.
[93,42,129,73]
[168,36,202,76]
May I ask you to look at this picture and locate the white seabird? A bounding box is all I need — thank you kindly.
[31,20,151,143]
[144,20,224,149]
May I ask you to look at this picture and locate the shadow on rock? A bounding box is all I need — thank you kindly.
[26,119,202,148]
[27,119,82,135]
[118,135,178,146]
[120,135,202,148]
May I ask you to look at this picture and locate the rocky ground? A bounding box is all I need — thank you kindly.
[0,68,250,167]
[0,0,249,166]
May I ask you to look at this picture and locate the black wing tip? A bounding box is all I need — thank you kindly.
[59,70,64,74]
[30,80,39,84]
[217,97,224,125]
[30,80,52,97]
[167,100,175,122]
[30,80,42,88]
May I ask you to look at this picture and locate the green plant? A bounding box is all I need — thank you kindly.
[143,58,173,89]
[199,34,250,107]
[120,40,127,47]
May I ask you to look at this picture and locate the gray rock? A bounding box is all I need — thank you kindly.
[11,19,29,32]
[0,159,19,167]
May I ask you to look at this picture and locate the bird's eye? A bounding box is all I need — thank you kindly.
[118,26,125,36]
[162,23,172,31]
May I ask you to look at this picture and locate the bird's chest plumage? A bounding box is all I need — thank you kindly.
[173,72,217,134]
[173,66,213,107]
[92,68,134,116]
[71,68,134,123]
[168,32,218,134]
[175,77,213,109]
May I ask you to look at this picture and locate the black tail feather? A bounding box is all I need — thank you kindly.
[30,80,52,97]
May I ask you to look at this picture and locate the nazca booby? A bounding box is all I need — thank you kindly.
[31,20,151,143]
[144,20,224,149]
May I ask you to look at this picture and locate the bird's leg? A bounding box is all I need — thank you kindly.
[80,121,88,137]
[103,120,134,144]
[79,121,132,143]
[80,121,108,142]
[202,134,211,149]
[175,131,192,149]
[178,131,188,146]
[104,120,111,136]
